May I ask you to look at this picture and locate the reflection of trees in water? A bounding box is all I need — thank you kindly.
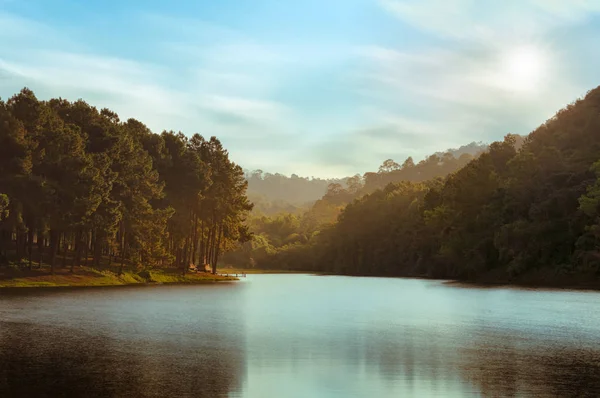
[459,331,600,397]
[247,325,467,394]
[0,321,246,397]
[362,326,468,394]
[345,326,600,397]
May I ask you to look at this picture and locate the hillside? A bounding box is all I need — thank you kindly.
[245,171,341,206]
[225,140,520,266]
[245,141,495,207]
[233,87,600,287]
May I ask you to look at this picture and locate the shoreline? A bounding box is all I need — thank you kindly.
[0,267,238,290]
[225,268,600,291]
[444,279,600,292]
[300,270,600,292]
[3,266,599,292]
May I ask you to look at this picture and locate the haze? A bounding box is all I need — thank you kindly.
[1,0,599,177]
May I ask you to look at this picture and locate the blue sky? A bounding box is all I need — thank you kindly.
[1,0,600,177]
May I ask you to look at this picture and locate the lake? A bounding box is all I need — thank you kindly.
[1,274,600,397]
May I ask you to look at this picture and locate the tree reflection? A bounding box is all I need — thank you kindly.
[459,332,600,397]
[0,320,246,397]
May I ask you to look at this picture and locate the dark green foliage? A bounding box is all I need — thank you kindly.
[362,151,479,195]
[245,87,600,284]
[222,144,494,270]
[0,88,251,274]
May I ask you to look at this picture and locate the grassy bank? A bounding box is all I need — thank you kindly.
[0,266,237,288]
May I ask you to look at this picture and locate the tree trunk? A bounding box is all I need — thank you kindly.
[71,229,82,273]
[57,233,62,256]
[191,214,199,267]
[205,222,213,269]
[119,230,126,275]
[93,230,103,269]
[0,229,6,265]
[62,233,68,269]
[15,229,23,263]
[27,227,34,270]
[212,223,223,274]
[181,237,188,276]
[175,246,182,269]
[83,230,90,268]
[207,220,216,267]
[49,230,59,274]
[198,218,205,269]
[37,231,44,269]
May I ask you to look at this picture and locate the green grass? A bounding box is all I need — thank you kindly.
[146,269,237,283]
[0,266,237,288]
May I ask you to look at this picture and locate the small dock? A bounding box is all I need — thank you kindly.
[217,272,247,278]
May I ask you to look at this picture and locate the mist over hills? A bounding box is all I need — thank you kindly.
[245,141,491,208]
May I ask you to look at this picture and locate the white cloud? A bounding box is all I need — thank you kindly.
[352,0,600,165]
[0,11,296,165]
[196,94,290,125]
[0,50,191,131]
[378,0,476,39]
[2,3,599,178]
[379,0,600,40]
[530,0,600,22]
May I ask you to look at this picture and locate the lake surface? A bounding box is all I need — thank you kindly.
[1,275,600,397]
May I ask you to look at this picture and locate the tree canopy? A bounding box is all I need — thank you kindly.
[227,86,600,286]
[0,88,252,274]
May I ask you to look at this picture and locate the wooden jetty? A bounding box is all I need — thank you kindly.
[216,272,247,278]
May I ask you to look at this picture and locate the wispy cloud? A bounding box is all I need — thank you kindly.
[196,95,290,126]
[1,2,600,178]
[347,0,600,166]
[0,49,189,130]
[0,10,297,169]
[379,0,600,40]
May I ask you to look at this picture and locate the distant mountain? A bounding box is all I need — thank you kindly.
[263,87,600,285]
[435,141,488,158]
[245,170,342,206]
[244,139,525,206]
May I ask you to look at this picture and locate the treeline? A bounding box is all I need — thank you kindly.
[245,170,343,205]
[362,142,493,194]
[245,142,490,207]
[247,193,311,217]
[232,87,600,284]
[222,143,495,269]
[0,88,252,274]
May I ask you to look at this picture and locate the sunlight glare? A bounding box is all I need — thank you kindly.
[500,46,546,93]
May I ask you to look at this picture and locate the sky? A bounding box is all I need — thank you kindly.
[1,0,600,178]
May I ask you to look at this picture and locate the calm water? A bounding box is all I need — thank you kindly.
[1,275,600,397]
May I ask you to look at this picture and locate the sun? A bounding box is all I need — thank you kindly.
[500,46,546,93]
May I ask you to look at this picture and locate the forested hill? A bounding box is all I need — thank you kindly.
[245,141,491,211]
[0,88,252,275]
[224,140,520,267]
[231,87,600,286]
[435,141,489,159]
[245,171,341,206]
[360,141,494,195]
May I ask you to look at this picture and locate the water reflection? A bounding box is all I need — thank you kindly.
[238,275,600,397]
[460,335,600,397]
[1,277,600,397]
[0,286,246,397]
